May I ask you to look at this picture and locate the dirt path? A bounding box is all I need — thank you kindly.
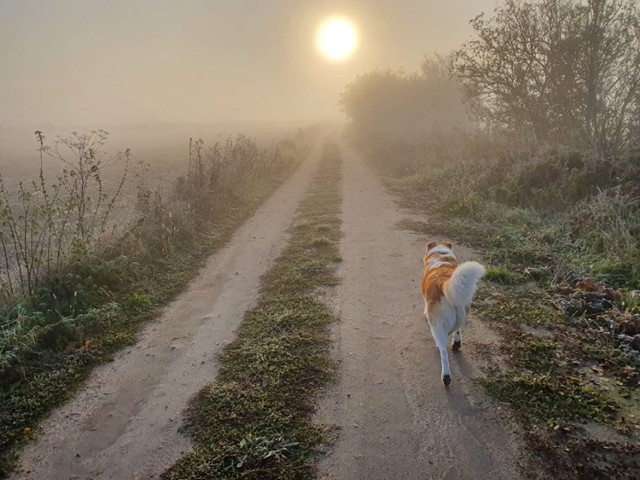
[13,136,529,480]
[12,140,324,480]
[315,138,526,480]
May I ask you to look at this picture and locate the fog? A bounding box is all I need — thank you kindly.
[0,0,496,172]
[0,121,306,183]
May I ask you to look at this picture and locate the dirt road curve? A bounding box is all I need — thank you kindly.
[13,140,323,480]
[315,138,524,480]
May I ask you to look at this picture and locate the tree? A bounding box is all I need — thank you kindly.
[340,54,469,136]
[453,0,640,155]
[578,0,640,153]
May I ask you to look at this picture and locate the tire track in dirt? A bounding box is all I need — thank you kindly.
[12,138,325,480]
[316,138,526,480]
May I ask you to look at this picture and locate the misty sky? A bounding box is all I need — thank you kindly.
[0,0,497,128]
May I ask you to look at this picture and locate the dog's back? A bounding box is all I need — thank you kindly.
[422,243,459,318]
[422,242,484,317]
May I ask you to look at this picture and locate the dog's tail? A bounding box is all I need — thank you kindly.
[444,261,486,307]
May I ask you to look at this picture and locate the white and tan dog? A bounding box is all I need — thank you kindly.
[421,241,485,386]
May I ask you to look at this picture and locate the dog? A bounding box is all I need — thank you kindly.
[421,241,485,386]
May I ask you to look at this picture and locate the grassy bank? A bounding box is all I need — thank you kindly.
[162,142,342,480]
[0,129,317,476]
[362,136,640,479]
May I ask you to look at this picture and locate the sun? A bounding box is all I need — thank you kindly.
[316,17,359,62]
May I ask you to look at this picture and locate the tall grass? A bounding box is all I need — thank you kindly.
[0,130,129,301]
[360,129,640,289]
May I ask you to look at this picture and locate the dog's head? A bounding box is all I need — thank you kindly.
[423,241,454,264]
[426,241,453,252]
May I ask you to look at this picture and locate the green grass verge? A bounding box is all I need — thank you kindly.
[162,143,342,479]
[0,175,293,476]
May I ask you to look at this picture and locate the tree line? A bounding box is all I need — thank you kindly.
[341,0,640,156]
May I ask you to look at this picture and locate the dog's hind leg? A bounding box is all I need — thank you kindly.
[452,304,467,351]
[432,327,452,386]
[452,329,462,351]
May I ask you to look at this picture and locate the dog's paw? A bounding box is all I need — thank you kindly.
[452,340,461,351]
[442,375,451,386]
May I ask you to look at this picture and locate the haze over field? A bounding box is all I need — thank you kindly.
[0,0,495,129]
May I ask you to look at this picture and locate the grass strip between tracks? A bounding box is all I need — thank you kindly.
[163,142,342,479]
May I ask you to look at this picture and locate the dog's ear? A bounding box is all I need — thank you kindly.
[444,242,453,250]
[426,241,437,251]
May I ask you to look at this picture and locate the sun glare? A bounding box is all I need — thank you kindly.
[316,17,359,62]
